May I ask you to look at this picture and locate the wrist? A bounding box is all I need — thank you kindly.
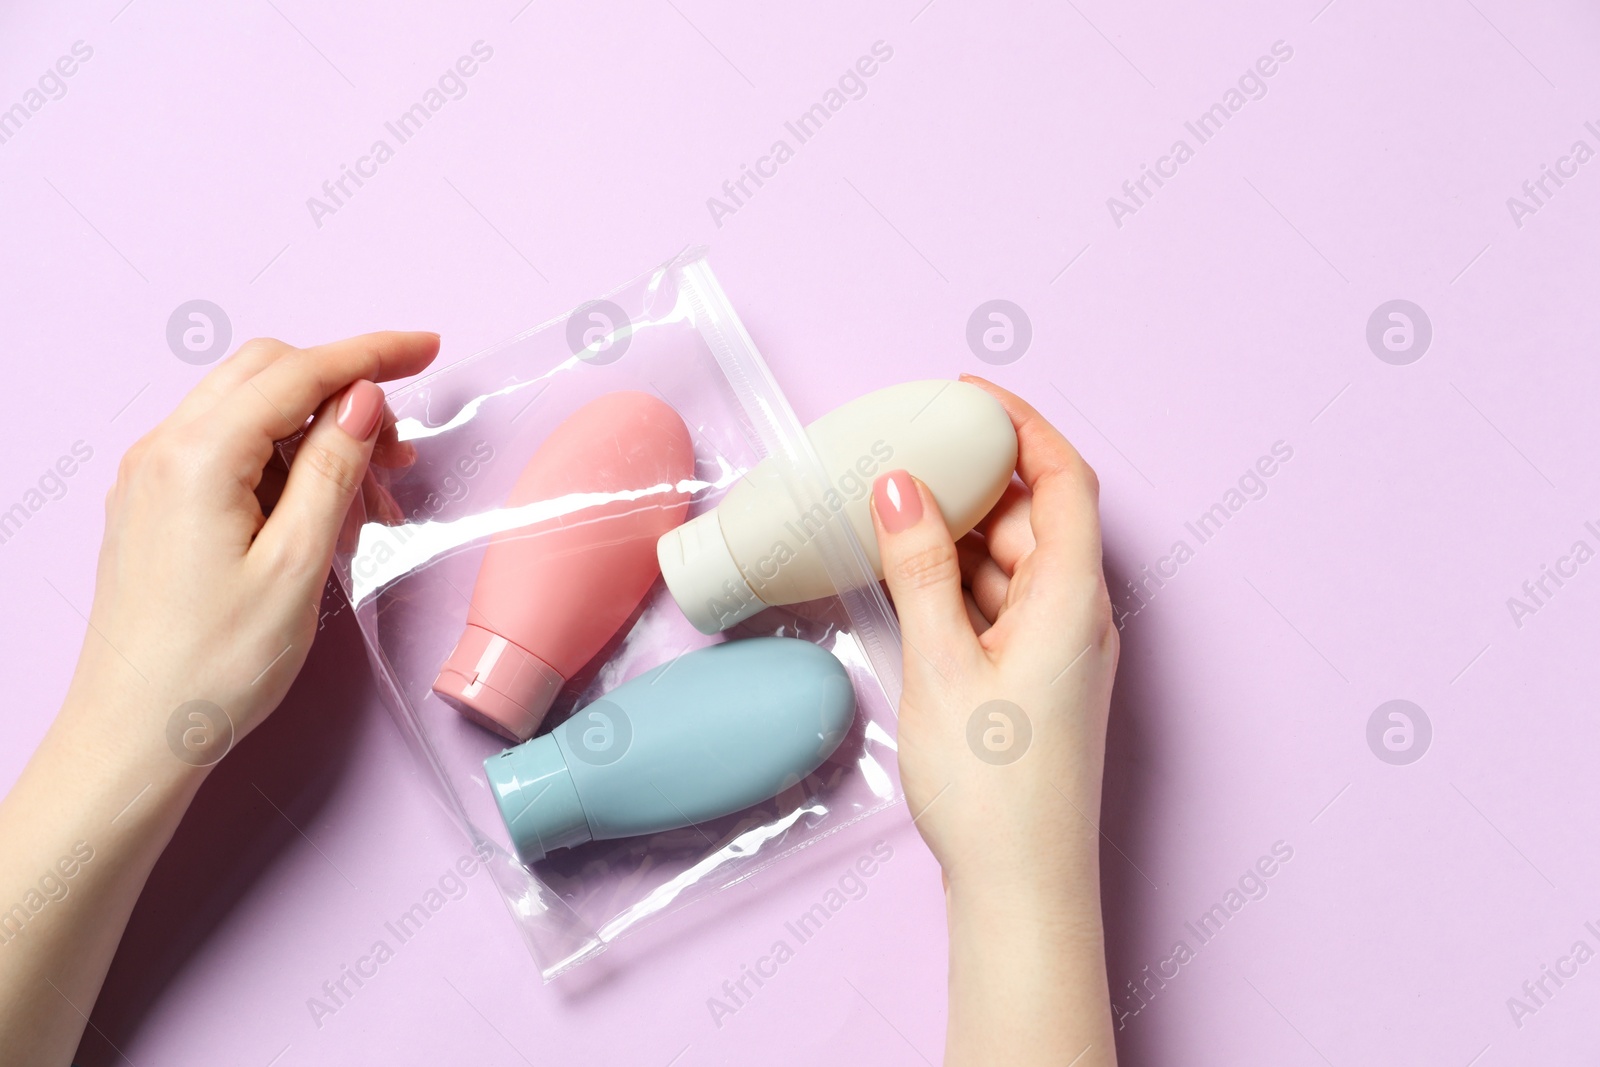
[932,787,1104,907]
[1,699,206,914]
[49,687,213,817]
[941,850,1115,1067]
[947,856,1104,932]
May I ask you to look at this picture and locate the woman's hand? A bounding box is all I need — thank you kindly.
[0,331,437,1067]
[62,332,438,781]
[869,374,1119,1067]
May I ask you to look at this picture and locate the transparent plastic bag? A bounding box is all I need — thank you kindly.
[286,249,904,979]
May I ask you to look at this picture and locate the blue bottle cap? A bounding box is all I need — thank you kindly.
[483,735,591,863]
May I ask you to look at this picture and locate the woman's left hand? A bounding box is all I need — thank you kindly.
[61,331,439,780]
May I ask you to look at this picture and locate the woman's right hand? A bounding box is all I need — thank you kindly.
[868,374,1119,1066]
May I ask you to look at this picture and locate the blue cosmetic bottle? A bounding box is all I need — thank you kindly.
[484,638,856,862]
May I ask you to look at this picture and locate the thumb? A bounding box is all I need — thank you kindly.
[256,379,384,583]
[870,470,980,676]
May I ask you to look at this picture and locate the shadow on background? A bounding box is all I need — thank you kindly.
[1100,542,1166,1067]
[75,604,374,1067]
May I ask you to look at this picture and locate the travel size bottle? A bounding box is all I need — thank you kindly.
[657,379,1017,633]
[484,638,856,863]
[433,391,694,742]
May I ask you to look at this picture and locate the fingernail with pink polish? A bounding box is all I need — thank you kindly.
[873,470,922,534]
[337,380,384,441]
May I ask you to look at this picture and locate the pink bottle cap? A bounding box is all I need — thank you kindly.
[432,625,565,742]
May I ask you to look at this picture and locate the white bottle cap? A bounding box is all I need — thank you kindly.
[657,511,767,634]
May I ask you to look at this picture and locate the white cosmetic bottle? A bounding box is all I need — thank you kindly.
[658,379,1018,633]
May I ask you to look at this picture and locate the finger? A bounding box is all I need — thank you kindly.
[962,589,992,635]
[955,532,987,583]
[959,376,1114,662]
[968,555,1010,624]
[252,380,385,588]
[954,534,1008,624]
[166,337,296,427]
[960,374,1102,572]
[870,470,981,680]
[973,479,1035,576]
[210,331,439,456]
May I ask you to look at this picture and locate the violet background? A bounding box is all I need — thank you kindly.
[3,0,1599,1063]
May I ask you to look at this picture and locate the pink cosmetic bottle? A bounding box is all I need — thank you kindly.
[433,391,694,741]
